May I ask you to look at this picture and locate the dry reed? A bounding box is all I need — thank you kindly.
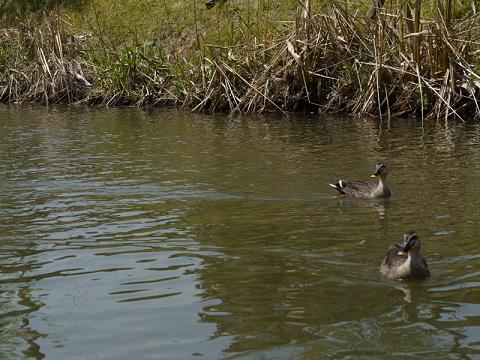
[1,1,480,120]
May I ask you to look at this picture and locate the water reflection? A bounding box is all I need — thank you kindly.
[395,283,424,319]
[0,269,46,359]
[0,106,479,359]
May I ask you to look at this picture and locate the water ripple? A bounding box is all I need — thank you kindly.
[1,107,480,359]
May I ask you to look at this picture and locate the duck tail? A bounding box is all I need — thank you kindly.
[329,182,339,189]
[329,180,345,194]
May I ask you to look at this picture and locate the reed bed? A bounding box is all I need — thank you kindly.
[0,18,93,104]
[1,1,480,120]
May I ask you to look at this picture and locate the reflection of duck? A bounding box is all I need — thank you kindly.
[381,232,430,280]
[395,283,424,322]
[329,163,391,199]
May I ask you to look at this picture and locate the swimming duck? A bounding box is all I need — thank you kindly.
[329,163,391,199]
[380,231,430,280]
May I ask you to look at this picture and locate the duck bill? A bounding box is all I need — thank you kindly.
[370,174,377,178]
[400,241,413,253]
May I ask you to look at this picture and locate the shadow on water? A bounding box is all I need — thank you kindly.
[0,106,479,359]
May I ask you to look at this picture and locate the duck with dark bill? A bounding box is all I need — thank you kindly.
[329,163,391,199]
[380,232,430,280]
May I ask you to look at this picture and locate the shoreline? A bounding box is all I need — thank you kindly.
[1,1,480,121]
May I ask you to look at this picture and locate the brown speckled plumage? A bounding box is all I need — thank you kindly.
[380,232,430,280]
[329,163,391,199]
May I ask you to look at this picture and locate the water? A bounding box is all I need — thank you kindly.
[0,105,479,359]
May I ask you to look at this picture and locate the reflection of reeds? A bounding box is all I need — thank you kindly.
[1,2,480,120]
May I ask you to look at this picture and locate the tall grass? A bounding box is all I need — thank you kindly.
[1,0,480,120]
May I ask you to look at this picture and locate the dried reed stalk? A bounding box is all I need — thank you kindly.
[2,2,480,121]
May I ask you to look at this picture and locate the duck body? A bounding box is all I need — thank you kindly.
[329,163,391,199]
[380,232,430,280]
[329,179,390,199]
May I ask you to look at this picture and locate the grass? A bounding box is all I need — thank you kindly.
[1,0,480,121]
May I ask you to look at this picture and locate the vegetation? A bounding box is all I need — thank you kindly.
[1,0,480,120]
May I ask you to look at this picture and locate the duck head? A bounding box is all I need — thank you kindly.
[397,231,421,257]
[370,163,389,179]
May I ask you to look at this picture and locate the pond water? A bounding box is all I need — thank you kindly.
[0,105,479,359]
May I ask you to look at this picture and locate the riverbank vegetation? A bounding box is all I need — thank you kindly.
[1,0,480,120]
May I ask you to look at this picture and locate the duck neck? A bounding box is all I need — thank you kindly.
[377,175,387,189]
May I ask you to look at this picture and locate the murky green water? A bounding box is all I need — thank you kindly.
[1,105,479,359]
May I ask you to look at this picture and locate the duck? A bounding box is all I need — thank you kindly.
[329,163,391,199]
[380,231,430,280]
